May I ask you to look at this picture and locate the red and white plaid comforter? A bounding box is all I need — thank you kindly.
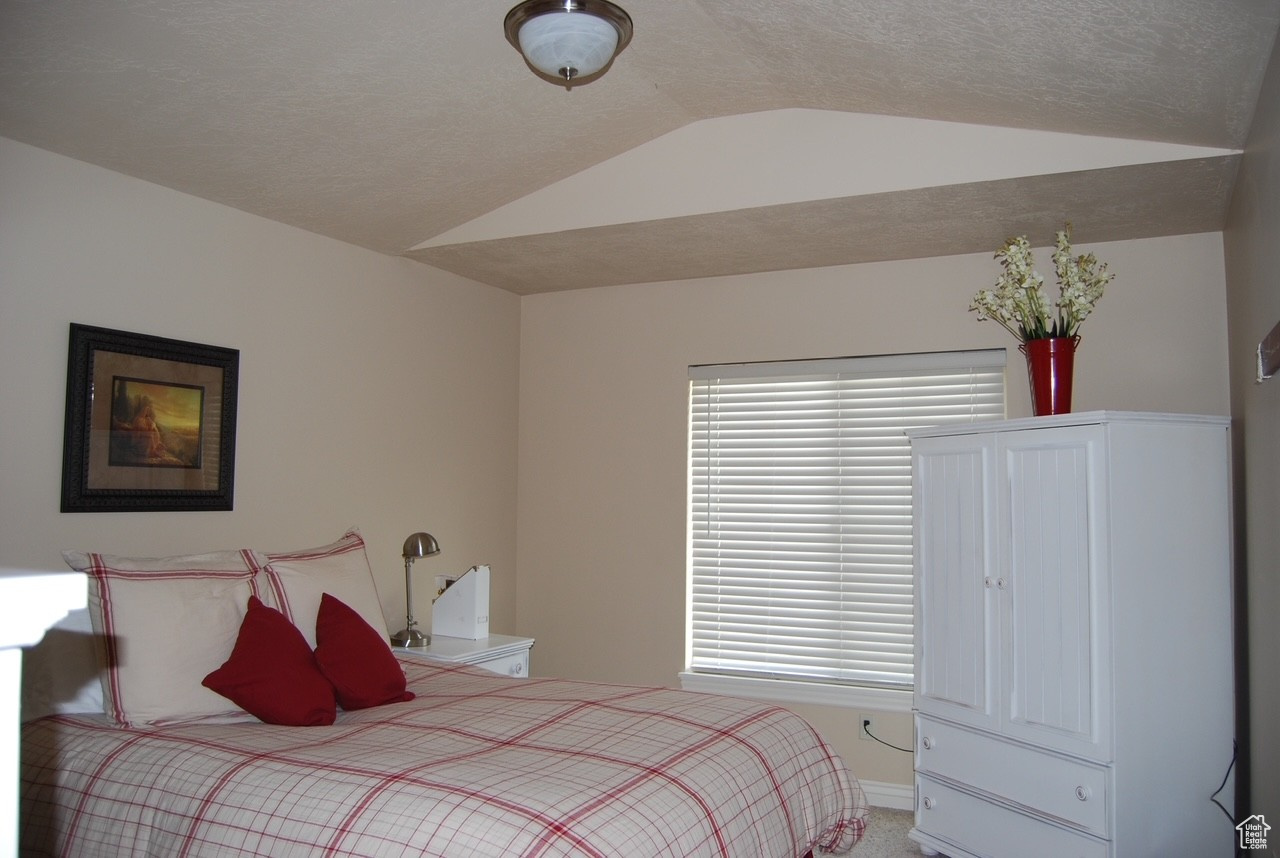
[22,658,867,857]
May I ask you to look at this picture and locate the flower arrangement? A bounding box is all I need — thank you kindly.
[970,223,1114,342]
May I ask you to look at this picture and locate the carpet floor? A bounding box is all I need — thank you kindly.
[854,806,928,857]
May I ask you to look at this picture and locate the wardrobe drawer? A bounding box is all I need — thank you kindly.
[915,775,1109,858]
[916,716,1109,836]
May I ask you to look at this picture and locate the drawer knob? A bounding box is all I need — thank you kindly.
[984,576,993,588]
[1075,786,1091,802]
[921,736,934,750]
[922,796,936,810]
[996,577,1007,589]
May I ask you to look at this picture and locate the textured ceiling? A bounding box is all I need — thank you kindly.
[1,0,1277,294]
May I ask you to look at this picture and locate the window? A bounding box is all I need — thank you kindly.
[682,350,1005,709]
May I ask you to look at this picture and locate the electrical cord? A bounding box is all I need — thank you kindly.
[863,721,913,753]
[1209,740,1236,823]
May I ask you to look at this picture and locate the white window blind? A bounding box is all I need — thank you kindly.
[687,349,1005,690]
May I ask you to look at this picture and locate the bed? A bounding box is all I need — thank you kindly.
[19,530,868,857]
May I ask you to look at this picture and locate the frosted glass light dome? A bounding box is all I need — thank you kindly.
[505,1,633,87]
[519,13,617,80]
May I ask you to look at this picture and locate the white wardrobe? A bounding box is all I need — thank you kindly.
[907,412,1235,858]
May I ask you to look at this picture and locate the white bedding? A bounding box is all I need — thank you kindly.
[22,657,868,857]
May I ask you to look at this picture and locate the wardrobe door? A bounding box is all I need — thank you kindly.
[912,435,997,732]
[1000,426,1110,759]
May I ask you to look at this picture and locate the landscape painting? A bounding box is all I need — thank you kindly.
[108,377,205,468]
[61,323,239,512]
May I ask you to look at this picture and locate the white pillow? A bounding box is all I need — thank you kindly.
[254,529,388,649]
[62,548,263,727]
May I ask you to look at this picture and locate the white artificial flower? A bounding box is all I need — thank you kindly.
[969,223,1113,342]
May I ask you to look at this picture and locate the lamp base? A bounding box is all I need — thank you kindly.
[390,628,430,648]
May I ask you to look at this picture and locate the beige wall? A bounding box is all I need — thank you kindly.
[0,138,522,636]
[517,234,1231,786]
[1225,29,1280,826]
[2,131,1245,798]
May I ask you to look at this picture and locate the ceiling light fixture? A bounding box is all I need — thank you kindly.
[504,0,633,89]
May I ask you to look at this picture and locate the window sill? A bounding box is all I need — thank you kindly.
[677,671,913,712]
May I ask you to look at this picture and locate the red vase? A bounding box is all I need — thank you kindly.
[1019,336,1080,416]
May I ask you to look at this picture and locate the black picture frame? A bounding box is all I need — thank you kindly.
[61,323,239,512]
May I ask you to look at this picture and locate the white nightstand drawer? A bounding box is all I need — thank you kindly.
[914,774,1109,858]
[398,633,534,678]
[477,649,528,678]
[916,715,1109,836]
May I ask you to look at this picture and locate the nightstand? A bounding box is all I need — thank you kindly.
[397,633,534,678]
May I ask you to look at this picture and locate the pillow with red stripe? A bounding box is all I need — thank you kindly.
[203,596,336,726]
[63,548,264,726]
[252,529,388,649]
[314,592,414,710]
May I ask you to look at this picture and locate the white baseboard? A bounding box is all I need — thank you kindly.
[860,779,914,810]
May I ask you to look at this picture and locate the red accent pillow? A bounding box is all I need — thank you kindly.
[314,592,414,710]
[203,596,337,726]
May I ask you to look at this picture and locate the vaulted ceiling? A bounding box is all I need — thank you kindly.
[2,0,1277,294]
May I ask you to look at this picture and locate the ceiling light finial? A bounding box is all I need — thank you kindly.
[504,0,633,89]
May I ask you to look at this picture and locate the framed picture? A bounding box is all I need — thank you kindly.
[61,324,239,512]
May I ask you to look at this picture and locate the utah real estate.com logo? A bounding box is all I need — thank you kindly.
[1237,814,1270,851]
